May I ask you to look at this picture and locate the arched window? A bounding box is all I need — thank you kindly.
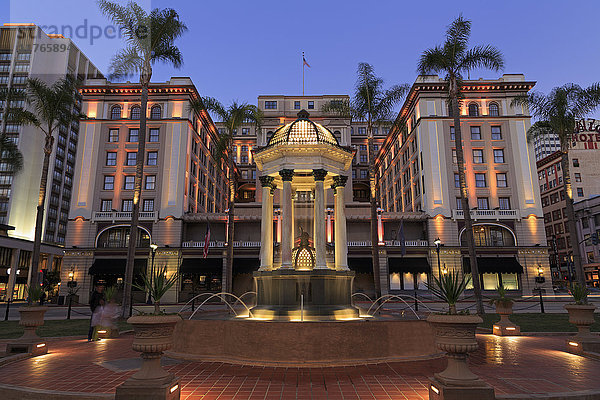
[130,105,141,119]
[460,224,515,247]
[488,102,500,117]
[150,105,161,119]
[468,103,479,117]
[110,105,122,120]
[96,225,151,248]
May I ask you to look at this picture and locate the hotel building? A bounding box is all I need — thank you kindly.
[61,77,230,303]
[375,74,551,295]
[0,24,102,300]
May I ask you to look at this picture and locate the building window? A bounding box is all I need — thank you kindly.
[148,128,159,142]
[468,103,479,117]
[147,151,158,166]
[124,176,135,190]
[493,149,505,163]
[130,106,141,119]
[308,101,314,109]
[491,126,502,140]
[496,173,508,187]
[473,149,484,163]
[241,128,249,135]
[454,173,460,188]
[577,187,584,197]
[143,199,154,212]
[264,101,277,109]
[360,154,368,163]
[360,170,368,179]
[145,175,156,190]
[450,126,455,140]
[452,149,457,164]
[101,200,112,211]
[499,197,511,210]
[103,176,114,190]
[357,127,366,135]
[456,197,463,209]
[477,197,489,210]
[573,158,580,167]
[470,126,481,140]
[575,173,582,182]
[126,152,137,166]
[488,102,500,116]
[150,105,161,119]
[128,128,139,142]
[108,129,119,142]
[122,199,133,212]
[475,173,487,187]
[110,105,121,120]
[294,101,300,109]
[106,152,117,166]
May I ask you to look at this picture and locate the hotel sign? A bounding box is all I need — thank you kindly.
[572,119,600,149]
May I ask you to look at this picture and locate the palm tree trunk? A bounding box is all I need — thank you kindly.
[225,155,235,293]
[367,122,382,299]
[561,148,585,287]
[29,133,54,304]
[450,91,484,315]
[122,81,149,318]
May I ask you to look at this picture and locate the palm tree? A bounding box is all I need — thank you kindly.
[189,98,263,293]
[417,16,504,315]
[11,77,81,302]
[0,87,25,174]
[98,0,187,316]
[322,63,409,299]
[512,84,600,287]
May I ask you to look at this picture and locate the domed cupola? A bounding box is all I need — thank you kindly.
[266,110,341,148]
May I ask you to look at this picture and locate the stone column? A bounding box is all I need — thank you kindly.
[259,176,275,271]
[313,169,328,269]
[333,175,349,270]
[280,169,294,269]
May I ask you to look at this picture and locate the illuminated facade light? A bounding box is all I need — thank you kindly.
[36,343,46,348]
[170,384,179,393]
[431,385,440,394]
[568,341,579,347]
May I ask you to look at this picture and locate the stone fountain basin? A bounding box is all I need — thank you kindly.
[167,319,441,366]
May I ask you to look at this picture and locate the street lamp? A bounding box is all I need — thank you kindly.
[434,237,442,276]
[147,243,158,304]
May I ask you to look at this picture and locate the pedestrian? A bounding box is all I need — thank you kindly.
[88,281,105,342]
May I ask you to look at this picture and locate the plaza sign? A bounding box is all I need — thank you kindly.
[572,119,600,149]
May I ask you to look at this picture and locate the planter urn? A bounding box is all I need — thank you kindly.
[116,314,182,400]
[493,301,520,336]
[427,314,485,386]
[565,304,598,342]
[18,306,48,341]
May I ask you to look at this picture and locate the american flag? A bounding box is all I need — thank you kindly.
[303,55,311,68]
[203,222,211,258]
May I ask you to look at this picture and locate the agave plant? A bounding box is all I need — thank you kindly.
[104,286,118,303]
[488,284,514,306]
[569,283,589,305]
[133,265,178,314]
[426,271,471,314]
[26,284,45,305]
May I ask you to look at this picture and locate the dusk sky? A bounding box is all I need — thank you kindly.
[2,0,600,115]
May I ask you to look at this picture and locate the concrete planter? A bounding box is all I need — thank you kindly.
[18,306,47,341]
[116,314,182,400]
[565,304,597,341]
[493,301,520,336]
[427,314,483,386]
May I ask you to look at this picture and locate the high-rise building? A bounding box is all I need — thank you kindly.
[0,23,102,300]
[533,132,561,161]
[376,74,551,295]
[61,77,229,303]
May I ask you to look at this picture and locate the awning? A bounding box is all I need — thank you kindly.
[88,259,146,276]
[348,258,373,273]
[388,257,431,273]
[180,258,222,274]
[463,257,524,274]
[233,258,260,274]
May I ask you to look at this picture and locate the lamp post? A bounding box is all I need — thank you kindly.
[434,238,442,276]
[67,268,75,320]
[536,266,545,314]
[147,243,158,305]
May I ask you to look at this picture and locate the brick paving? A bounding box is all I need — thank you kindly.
[0,334,599,399]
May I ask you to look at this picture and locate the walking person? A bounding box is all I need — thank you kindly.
[88,281,105,342]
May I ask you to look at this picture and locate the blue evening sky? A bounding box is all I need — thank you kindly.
[2,0,600,114]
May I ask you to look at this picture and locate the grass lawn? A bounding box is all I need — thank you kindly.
[0,319,132,339]
[479,313,600,332]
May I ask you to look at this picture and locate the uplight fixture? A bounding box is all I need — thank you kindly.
[431,384,440,394]
[568,341,579,347]
[170,384,179,393]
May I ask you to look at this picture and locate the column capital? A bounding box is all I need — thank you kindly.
[332,175,348,188]
[312,169,327,182]
[259,175,275,188]
[279,169,295,181]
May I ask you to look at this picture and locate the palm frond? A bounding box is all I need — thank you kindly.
[107,46,143,80]
[445,15,471,49]
[526,121,554,143]
[458,44,504,73]
[417,46,449,75]
[0,134,23,173]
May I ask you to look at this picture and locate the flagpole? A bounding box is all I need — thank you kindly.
[302,51,305,96]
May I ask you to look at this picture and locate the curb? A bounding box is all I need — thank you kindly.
[0,383,113,400]
[497,389,600,399]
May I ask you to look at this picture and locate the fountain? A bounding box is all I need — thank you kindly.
[168,111,440,365]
